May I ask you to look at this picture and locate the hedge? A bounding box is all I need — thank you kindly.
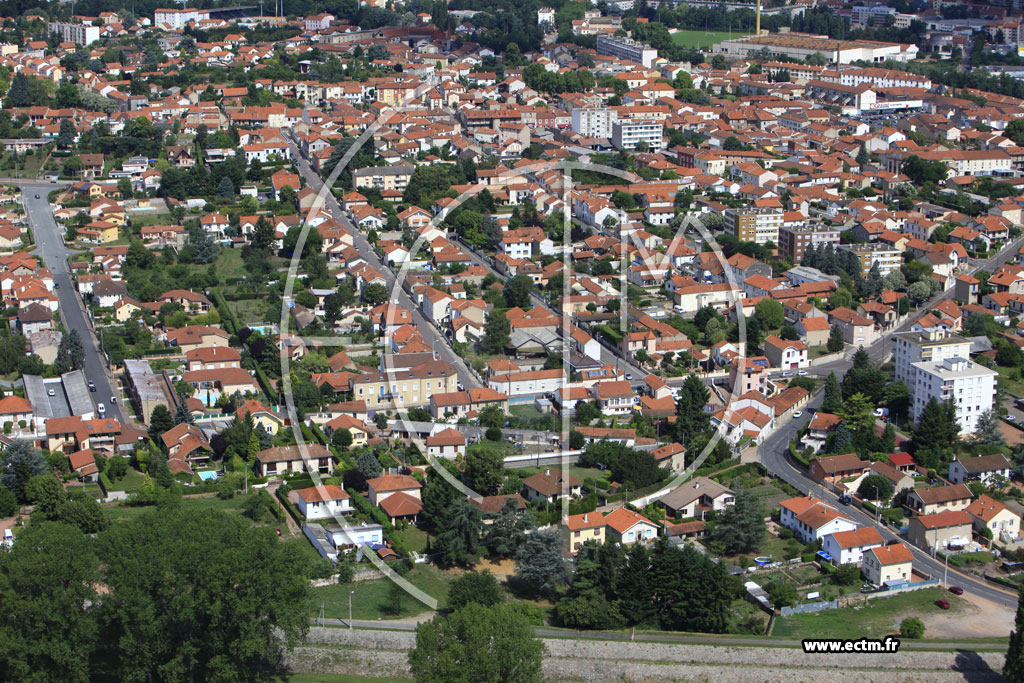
[274,486,303,526]
[789,441,810,468]
[212,289,239,336]
[345,488,394,533]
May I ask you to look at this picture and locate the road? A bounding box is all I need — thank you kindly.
[285,135,483,391]
[20,182,123,422]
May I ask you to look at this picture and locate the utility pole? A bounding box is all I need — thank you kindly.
[348,590,354,629]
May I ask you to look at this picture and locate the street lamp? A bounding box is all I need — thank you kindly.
[349,590,354,630]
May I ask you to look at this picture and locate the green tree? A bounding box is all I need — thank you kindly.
[479,309,511,354]
[976,408,1004,445]
[765,580,798,608]
[98,507,310,681]
[363,282,388,305]
[355,451,381,479]
[148,404,174,441]
[409,603,545,683]
[832,563,861,586]
[856,143,869,166]
[827,323,845,353]
[464,444,504,496]
[1006,582,1024,681]
[0,440,48,503]
[514,528,572,596]
[447,570,505,611]
[434,500,483,567]
[901,616,926,639]
[858,473,893,503]
[25,474,65,520]
[822,372,843,413]
[55,329,85,374]
[711,488,764,554]
[485,499,533,558]
[0,522,98,682]
[754,299,784,330]
[57,117,76,148]
[505,274,533,308]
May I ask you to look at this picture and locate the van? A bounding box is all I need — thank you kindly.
[97,403,105,417]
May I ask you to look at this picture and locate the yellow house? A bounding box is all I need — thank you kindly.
[967,494,1021,544]
[113,297,142,322]
[566,511,605,554]
[324,414,371,447]
[862,543,913,587]
[82,220,119,244]
[235,399,284,435]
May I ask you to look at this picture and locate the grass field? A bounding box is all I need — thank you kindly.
[314,565,452,621]
[288,675,412,683]
[772,588,966,639]
[102,493,249,522]
[228,297,267,324]
[105,467,146,492]
[671,29,752,50]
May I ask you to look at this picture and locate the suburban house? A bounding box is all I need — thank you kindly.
[821,526,884,566]
[566,511,605,554]
[779,496,857,543]
[651,442,686,470]
[966,494,1021,545]
[254,444,335,476]
[809,453,867,486]
[906,509,974,550]
[522,468,582,504]
[862,542,914,587]
[425,428,466,459]
[947,454,1013,486]
[68,448,99,482]
[905,484,973,516]
[366,474,423,507]
[292,485,352,521]
[763,335,809,369]
[656,477,735,520]
[603,507,659,546]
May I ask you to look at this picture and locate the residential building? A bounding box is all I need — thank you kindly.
[966,494,1020,544]
[906,509,973,550]
[724,207,783,245]
[254,445,334,477]
[822,526,884,565]
[292,485,352,520]
[351,360,458,409]
[948,454,1013,486]
[566,511,605,554]
[425,427,466,459]
[611,120,663,151]
[571,108,617,139]
[763,335,809,370]
[892,328,972,391]
[656,477,735,520]
[905,484,973,516]
[779,496,857,543]
[839,243,902,277]
[862,542,914,586]
[910,357,997,435]
[522,468,581,504]
[809,453,867,486]
[777,221,840,264]
[48,21,100,45]
[603,507,659,546]
[596,35,658,68]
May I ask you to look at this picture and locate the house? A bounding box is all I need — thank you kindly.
[322,414,372,448]
[809,453,867,486]
[763,335,809,369]
[425,428,466,459]
[160,423,211,469]
[591,380,635,416]
[656,477,735,520]
[821,526,884,566]
[68,448,99,482]
[326,522,384,550]
[366,474,422,507]
[650,442,686,471]
[235,399,284,435]
[948,454,1012,486]
[603,507,659,546]
[253,444,334,476]
[966,494,1021,544]
[828,307,877,345]
[906,509,974,550]
[779,496,857,543]
[862,542,914,587]
[566,511,605,554]
[521,468,581,504]
[0,395,34,432]
[905,484,973,516]
[292,485,352,520]
[467,494,527,520]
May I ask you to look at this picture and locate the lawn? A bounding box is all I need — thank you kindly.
[105,467,146,492]
[671,29,751,50]
[747,482,792,513]
[228,298,268,324]
[994,366,1024,398]
[394,526,430,553]
[313,565,452,621]
[102,493,249,522]
[772,588,966,639]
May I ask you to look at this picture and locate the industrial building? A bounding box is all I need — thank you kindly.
[715,32,919,65]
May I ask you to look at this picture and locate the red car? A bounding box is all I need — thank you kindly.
[949,586,964,595]
[935,599,951,609]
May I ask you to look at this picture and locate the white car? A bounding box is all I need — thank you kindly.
[1009,415,1017,422]
[798,370,808,376]
[47,388,55,397]
[110,396,117,404]
[793,411,803,418]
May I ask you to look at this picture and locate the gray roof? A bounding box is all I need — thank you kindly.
[658,477,733,510]
[61,370,92,417]
[353,163,415,177]
[124,359,171,403]
[23,375,54,419]
[509,328,560,350]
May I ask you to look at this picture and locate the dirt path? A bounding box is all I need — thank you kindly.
[920,594,1015,639]
[266,482,300,537]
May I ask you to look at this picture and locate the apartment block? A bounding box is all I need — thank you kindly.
[351,360,458,409]
[777,220,840,264]
[571,107,618,139]
[596,35,659,68]
[892,328,972,390]
[611,120,663,150]
[724,207,783,245]
[48,22,101,46]
[910,356,997,435]
[838,242,902,277]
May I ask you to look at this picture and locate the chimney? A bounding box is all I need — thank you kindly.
[583,513,588,523]
[694,482,700,489]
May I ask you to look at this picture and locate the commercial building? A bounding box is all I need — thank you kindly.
[715,32,918,64]
[777,221,840,264]
[611,120,663,150]
[838,242,902,277]
[571,108,618,139]
[892,328,973,392]
[910,356,997,435]
[881,150,1013,178]
[596,35,659,68]
[724,207,783,245]
[47,22,101,46]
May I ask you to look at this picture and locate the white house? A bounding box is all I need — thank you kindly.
[425,427,466,459]
[292,485,351,520]
[779,496,857,544]
[326,522,384,548]
[948,454,1013,486]
[821,526,883,565]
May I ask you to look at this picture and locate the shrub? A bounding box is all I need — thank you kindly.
[900,616,925,639]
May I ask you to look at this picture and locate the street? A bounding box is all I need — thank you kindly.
[285,136,483,391]
[20,182,123,422]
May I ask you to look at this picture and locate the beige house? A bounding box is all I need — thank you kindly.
[862,542,914,586]
[905,484,973,516]
[566,511,605,554]
[351,360,458,409]
[522,468,581,504]
[906,509,973,550]
[254,444,334,476]
[966,494,1021,544]
[656,477,735,520]
[366,474,422,507]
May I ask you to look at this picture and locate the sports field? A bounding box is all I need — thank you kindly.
[671,29,752,50]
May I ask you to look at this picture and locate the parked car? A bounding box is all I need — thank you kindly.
[797,370,808,376]
[935,599,951,610]
[110,396,117,404]
[948,586,963,595]
[1009,415,1017,422]
[625,373,632,380]
[87,380,95,392]
[47,388,55,397]
[793,411,802,418]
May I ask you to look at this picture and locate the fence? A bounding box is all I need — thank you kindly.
[781,599,839,617]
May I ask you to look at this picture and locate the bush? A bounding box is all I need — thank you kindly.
[831,563,861,586]
[764,580,799,609]
[485,427,502,442]
[900,616,925,639]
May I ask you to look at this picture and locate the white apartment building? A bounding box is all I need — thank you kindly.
[48,22,100,46]
[154,8,210,29]
[571,108,618,139]
[612,120,663,150]
[911,356,997,435]
[596,35,658,68]
[892,328,973,391]
[838,242,902,277]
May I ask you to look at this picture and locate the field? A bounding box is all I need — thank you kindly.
[772,587,966,639]
[671,29,752,50]
[313,565,453,621]
[101,492,250,522]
